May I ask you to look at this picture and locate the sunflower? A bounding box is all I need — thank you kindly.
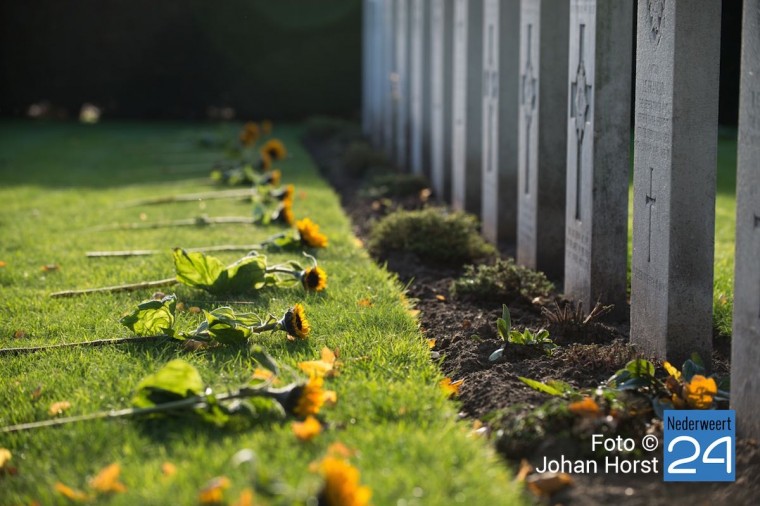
[239,122,260,147]
[318,457,372,506]
[302,266,328,292]
[259,151,273,171]
[260,139,287,161]
[272,199,295,226]
[293,375,327,418]
[264,169,281,187]
[296,218,328,248]
[281,303,311,340]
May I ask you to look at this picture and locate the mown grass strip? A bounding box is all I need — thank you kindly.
[0,121,524,505]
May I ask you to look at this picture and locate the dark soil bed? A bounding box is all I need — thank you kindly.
[302,130,760,506]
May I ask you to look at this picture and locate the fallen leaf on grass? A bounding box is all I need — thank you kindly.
[199,476,231,504]
[252,368,275,382]
[292,415,322,441]
[189,306,202,314]
[352,237,364,248]
[54,482,89,502]
[357,298,373,308]
[13,330,29,339]
[515,459,533,482]
[440,378,463,397]
[161,462,177,478]
[232,488,255,506]
[40,264,59,272]
[0,449,11,469]
[89,463,126,493]
[30,385,43,400]
[175,302,186,312]
[427,339,436,349]
[48,401,71,416]
[568,397,601,417]
[0,261,6,268]
[299,347,341,378]
[407,309,420,318]
[525,472,574,497]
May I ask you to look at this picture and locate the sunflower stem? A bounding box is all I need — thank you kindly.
[50,278,178,298]
[0,335,172,356]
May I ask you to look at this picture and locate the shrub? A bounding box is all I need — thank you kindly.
[450,258,554,304]
[368,208,495,265]
[342,141,388,177]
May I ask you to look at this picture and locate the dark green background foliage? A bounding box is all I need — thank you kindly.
[0,0,361,120]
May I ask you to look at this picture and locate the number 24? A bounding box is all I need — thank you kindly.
[667,436,732,474]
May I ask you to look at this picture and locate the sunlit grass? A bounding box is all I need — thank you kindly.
[0,121,524,505]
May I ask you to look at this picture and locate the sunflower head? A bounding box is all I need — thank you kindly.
[301,266,327,292]
[272,199,295,226]
[259,151,273,171]
[280,303,311,340]
[239,122,260,146]
[293,375,326,418]
[261,139,287,161]
[296,218,328,248]
[265,169,282,187]
[318,457,372,506]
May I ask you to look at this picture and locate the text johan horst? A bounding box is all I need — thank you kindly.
[535,435,660,475]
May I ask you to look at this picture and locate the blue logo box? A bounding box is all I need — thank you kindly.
[663,410,735,482]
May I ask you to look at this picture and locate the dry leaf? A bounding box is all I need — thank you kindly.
[189,306,202,314]
[292,415,322,441]
[198,476,231,504]
[352,237,364,248]
[515,459,534,482]
[326,442,355,459]
[48,401,71,416]
[139,212,148,221]
[427,339,436,349]
[161,462,177,478]
[232,488,255,506]
[435,294,446,302]
[408,309,420,318]
[13,330,29,339]
[357,298,373,308]
[89,463,126,493]
[526,472,573,497]
[252,368,275,382]
[0,261,6,268]
[298,347,340,378]
[0,449,11,469]
[175,302,186,312]
[440,378,463,397]
[30,385,43,400]
[40,264,59,272]
[54,482,89,502]
[568,397,601,417]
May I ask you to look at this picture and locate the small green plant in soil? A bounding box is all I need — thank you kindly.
[359,172,430,199]
[450,258,553,304]
[541,300,614,344]
[368,208,495,265]
[488,305,556,361]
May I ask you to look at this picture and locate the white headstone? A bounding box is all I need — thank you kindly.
[430,0,454,200]
[516,0,569,280]
[383,0,396,156]
[630,0,720,366]
[481,0,520,244]
[732,0,760,438]
[362,0,373,136]
[563,0,632,318]
[394,0,410,169]
[451,0,484,215]
[409,0,431,175]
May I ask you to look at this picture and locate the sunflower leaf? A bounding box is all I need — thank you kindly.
[120,294,177,337]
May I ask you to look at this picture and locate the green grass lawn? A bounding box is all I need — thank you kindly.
[0,121,524,505]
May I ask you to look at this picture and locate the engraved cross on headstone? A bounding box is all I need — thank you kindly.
[646,167,656,262]
[570,24,592,221]
[756,213,760,318]
[521,24,537,195]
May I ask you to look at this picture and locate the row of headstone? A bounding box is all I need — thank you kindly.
[363,0,759,437]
